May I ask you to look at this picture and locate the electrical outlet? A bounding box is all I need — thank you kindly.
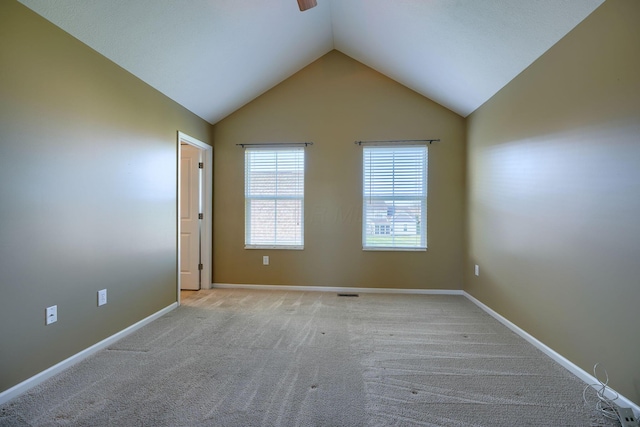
[474,265,480,276]
[46,305,57,325]
[616,407,638,427]
[263,256,269,265]
[98,289,107,306]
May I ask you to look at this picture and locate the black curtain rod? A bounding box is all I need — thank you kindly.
[236,142,313,148]
[354,139,440,145]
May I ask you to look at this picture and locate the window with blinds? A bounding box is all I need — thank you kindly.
[245,147,304,249]
[362,145,427,250]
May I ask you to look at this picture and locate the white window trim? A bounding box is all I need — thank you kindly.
[362,145,428,251]
[244,245,304,250]
[244,147,305,249]
[363,247,427,252]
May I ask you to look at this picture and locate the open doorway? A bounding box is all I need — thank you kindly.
[177,132,212,304]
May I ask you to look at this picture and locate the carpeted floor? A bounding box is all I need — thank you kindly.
[0,288,617,426]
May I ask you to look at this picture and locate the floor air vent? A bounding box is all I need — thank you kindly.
[337,293,359,297]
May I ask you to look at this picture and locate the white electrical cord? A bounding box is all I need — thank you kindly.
[583,363,623,423]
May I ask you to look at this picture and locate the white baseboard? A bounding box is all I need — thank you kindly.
[463,291,640,416]
[0,303,178,406]
[212,283,464,295]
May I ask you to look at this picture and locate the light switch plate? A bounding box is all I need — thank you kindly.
[46,305,57,325]
[98,289,107,306]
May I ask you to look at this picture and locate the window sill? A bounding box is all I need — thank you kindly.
[245,245,304,250]
[363,247,427,252]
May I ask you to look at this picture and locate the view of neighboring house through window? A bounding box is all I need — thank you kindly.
[245,147,304,249]
[362,145,427,250]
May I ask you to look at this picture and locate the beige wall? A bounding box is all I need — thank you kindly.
[7,0,636,407]
[213,51,465,289]
[0,1,211,393]
[466,0,640,404]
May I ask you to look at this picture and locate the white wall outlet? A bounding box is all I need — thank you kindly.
[46,305,57,325]
[98,289,107,306]
[263,256,269,265]
[616,406,638,427]
[474,265,480,276]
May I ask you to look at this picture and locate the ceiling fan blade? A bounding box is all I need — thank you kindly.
[297,0,317,12]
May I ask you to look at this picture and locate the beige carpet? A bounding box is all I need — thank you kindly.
[0,289,617,426]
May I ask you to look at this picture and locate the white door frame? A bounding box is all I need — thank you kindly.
[177,131,213,305]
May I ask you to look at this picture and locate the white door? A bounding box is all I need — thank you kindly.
[180,143,201,290]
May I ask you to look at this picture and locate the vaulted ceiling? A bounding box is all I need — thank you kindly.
[18,0,604,124]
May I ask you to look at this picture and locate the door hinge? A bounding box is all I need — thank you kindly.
[198,263,203,271]
[198,162,204,169]
[198,213,203,219]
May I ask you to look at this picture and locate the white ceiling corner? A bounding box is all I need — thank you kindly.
[18,0,604,123]
[332,0,605,116]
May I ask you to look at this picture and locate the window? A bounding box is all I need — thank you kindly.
[245,147,304,249]
[363,145,427,250]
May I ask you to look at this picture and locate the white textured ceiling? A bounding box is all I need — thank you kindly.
[18,0,604,124]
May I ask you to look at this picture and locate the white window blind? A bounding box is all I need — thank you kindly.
[245,147,304,249]
[363,145,427,250]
